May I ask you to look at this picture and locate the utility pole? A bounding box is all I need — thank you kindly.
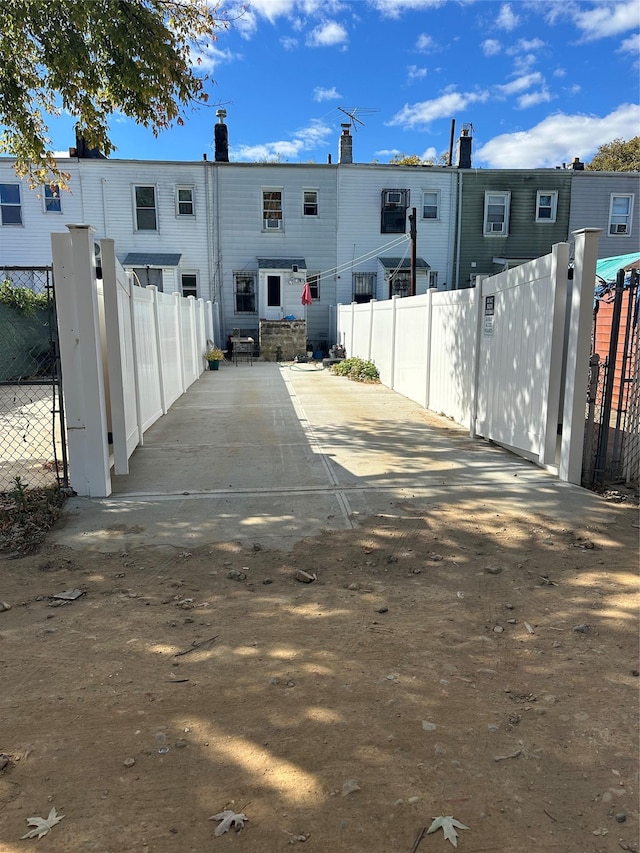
[409,207,417,296]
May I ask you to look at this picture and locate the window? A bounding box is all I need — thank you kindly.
[483,191,510,236]
[134,185,157,230]
[536,191,557,223]
[44,184,62,213]
[303,190,318,216]
[609,194,634,235]
[234,272,257,313]
[422,190,440,220]
[263,189,283,230]
[389,272,411,298]
[0,183,22,225]
[176,186,194,216]
[429,271,438,289]
[381,188,409,233]
[353,272,375,304]
[181,273,198,298]
[306,273,320,300]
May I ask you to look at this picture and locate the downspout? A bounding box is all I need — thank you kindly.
[101,177,108,237]
[204,159,214,302]
[454,169,463,289]
[214,163,225,329]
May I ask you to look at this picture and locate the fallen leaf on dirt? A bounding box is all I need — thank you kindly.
[427,815,469,847]
[21,806,64,839]
[210,809,247,836]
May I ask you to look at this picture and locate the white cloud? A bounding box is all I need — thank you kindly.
[243,0,298,23]
[510,37,545,53]
[375,148,401,156]
[474,103,640,168]
[189,44,238,73]
[314,86,342,101]
[512,53,537,75]
[368,0,447,19]
[482,39,502,57]
[517,88,552,109]
[306,20,349,47]
[407,65,427,82]
[231,119,334,162]
[619,32,640,54]
[416,33,435,51]
[281,36,299,50]
[497,72,543,96]
[553,67,567,78]
[421,146,438,161]
[574,0,640,41]
[387,89,490,128]
[496,3,519,31]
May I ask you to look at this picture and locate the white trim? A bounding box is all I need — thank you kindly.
[176,185,195,217]
[608,193,634,236]
[132,183,158,232]
[422,189,440,221]
[262,187,284,232]
[535,190,558,223]
[43,183,63,214]
[483,191,511,236]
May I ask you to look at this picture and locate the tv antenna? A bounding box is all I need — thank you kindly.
[337,106,379,132]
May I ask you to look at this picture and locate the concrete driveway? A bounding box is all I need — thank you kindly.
[52,361,615,551]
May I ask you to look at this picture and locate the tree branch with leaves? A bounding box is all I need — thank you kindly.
[0,0,237,187]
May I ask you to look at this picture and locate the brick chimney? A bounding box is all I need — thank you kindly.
[339,123,353,164]
[455,125,472,169]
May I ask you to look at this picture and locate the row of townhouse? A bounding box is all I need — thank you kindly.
[1,122,638,351]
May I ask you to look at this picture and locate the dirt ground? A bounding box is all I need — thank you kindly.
[0,497,638,853]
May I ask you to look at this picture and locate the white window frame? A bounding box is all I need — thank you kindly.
[422,190,440,220]
[234,271,257,313]
[180,271,198,298]
[43,184,62,214]
[176,185,195,217]
[608,194,634,236]
[536,190,557,223]
[483,191,511,236]
[0,183,23,226]
[429,271,438,289]
[262,188,283,231]
[133,184,158,231]
[303,189,318,217]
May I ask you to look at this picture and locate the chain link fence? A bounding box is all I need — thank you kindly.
[0,267,68,491]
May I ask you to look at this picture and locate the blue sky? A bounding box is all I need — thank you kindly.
[50,0,639,169]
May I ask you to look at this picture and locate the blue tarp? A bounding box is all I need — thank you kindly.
[595,252,640,284]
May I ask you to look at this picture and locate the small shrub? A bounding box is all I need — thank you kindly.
[0,280,49,315]
[331,357,380,383]
[0,481,66,554]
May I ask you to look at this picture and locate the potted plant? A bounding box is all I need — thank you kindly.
[205,346,224,370]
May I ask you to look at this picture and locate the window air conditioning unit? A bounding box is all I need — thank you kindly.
[491,222,504,233]
[612,223,628,234]
[265,218,281,229]
[384,190,403,206]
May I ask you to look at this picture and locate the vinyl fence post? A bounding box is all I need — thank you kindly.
[51,225,111,497]
[540,242,569,466]
[560,228,601,483]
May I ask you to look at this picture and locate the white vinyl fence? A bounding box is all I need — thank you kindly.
[338,229,600,484]
[52,225,216,496]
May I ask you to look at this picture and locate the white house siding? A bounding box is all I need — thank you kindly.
[0,159,84,266]
[568,171,640,259]
[214,163,338,348]
[75,159,212,299]
[336,165,458,305]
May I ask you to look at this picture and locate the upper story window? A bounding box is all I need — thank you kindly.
[536,191,557,223]
[0,183,22,225]
[353,272,375,304]
[181,273,198,298]
[483,191,510,236]
[306,273,320,300]
[234,272,257,313]
[303,190,318,216]
[176,186,194,216]
[134,185,157,231]
[609,194,634,235]
[44,184,62,213]
[263,189,283,230]
[381,188,409,233]
[422,190,440,220]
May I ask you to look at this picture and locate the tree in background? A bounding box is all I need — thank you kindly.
[0,0,234,186]
[586,137,640,171]
[389,152,449,166]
